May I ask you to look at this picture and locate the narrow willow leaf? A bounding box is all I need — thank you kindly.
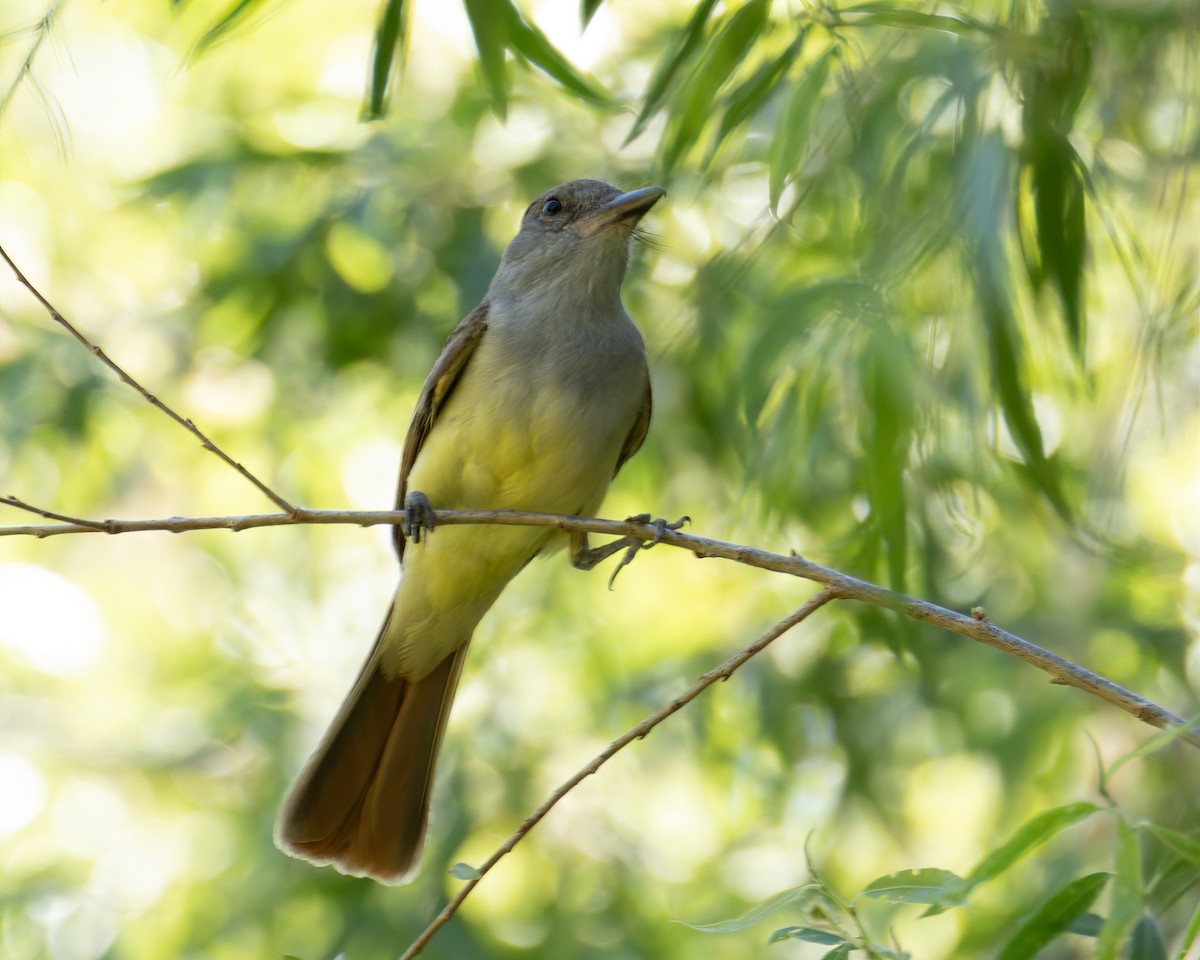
[969,146,1071,517]
[625,0,720,145]
[1098,820,1143,959]
[581,0,603,28]
[705,30,808,166]
[965,802,1100,889]
[463,0,512,118]
[820,945,854,960]
[839,3,993,35]
[1106,712,1200,781]
[191,0,265,59]
[449,861,482,880]
[997,872,1111,960]
[863,332,914,591]
[508,10,608,104]
[1021,3,1091,358]
[859,868,966,905]
[361,0,408,121]
[981,278,1069,516]
[1028,134,1086,356]
[659,0,770,174]
[678,883,821,933]
[768,926,846,945]
[1059,159,1086,355]
[1145,824,1200,870]
[767,47,833,213]
[1175,896,1200,960]
[1130,915,1167,960]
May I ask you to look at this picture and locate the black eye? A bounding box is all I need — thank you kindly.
[541,198,563,216]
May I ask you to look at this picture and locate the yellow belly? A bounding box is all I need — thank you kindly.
[382,350,633,680]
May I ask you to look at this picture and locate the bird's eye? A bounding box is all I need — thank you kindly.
[541,198,563,217]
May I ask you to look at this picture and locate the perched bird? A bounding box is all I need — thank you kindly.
[276,179,664,882]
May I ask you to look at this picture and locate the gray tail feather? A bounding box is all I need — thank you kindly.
[275,617,469,884]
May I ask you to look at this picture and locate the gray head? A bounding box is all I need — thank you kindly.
[489,179,665,305]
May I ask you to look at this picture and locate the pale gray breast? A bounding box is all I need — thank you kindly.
[487,298,647,427]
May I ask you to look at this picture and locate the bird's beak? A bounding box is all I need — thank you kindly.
[575,186,666,237]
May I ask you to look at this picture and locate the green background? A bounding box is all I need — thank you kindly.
[1,0,1198,957]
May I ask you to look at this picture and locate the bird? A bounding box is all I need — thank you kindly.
[275,179,665,883]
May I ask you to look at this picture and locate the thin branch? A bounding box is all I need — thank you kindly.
[1,502,1196,748]
[396,591,837,960]
[0,245,296,513]
[0,494,108,529]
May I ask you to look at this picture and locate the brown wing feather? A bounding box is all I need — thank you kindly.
[613,376,652,477]
[393,303,490,558]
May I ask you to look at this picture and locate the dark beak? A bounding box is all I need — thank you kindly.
[576,186,666,236]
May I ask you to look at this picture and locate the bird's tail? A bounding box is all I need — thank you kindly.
[274,614,469,884]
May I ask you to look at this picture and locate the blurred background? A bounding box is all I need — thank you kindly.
[1,0,1199,957]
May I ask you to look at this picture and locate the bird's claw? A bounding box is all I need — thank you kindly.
[608,514,691,589]
[648,514,690,544]
[403,490,436,544]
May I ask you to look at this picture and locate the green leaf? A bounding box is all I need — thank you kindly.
[190,0,265,59]
[965,802,1100,889]
[859,868,966,905]
[449,861,482,880]
[361,0,409,121]
[985,287,1053,498]
[1130,915,1167,960]
[1027,134,1086,356]
[768,926,846,945]
[966,135,1071,520]
[659,0,771,175]
[862,329,915,592]
[1057,156,1085,356]
[1175,896,1200,960]
[997,872,1110,960]
[820,945,854,960]
[1144,824,1200,870]
[625,0,720,145]
[705,30,808,166]
[1067,912,1105,936]
[678,884,821,933]
[767,47,833,213]
[1020,3,1092,358]
[580,0,603,27]
[509,8,609,104]
[838,3,992,35]
[1106,713,1200,781]
[1098,820,1143,959]
[463,0,512,119]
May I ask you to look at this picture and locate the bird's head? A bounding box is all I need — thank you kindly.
[491,179,665,305]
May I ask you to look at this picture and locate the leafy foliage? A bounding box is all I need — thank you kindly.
[997,871,1110,960]
[363,0,409,121]
[685,737,1192,957]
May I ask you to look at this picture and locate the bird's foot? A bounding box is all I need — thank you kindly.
[606,514,690,589]
[638,513,691,545]
[402,490,436,544]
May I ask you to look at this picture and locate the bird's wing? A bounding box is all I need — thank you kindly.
[613,375,652,477]
[393,302,490,558]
